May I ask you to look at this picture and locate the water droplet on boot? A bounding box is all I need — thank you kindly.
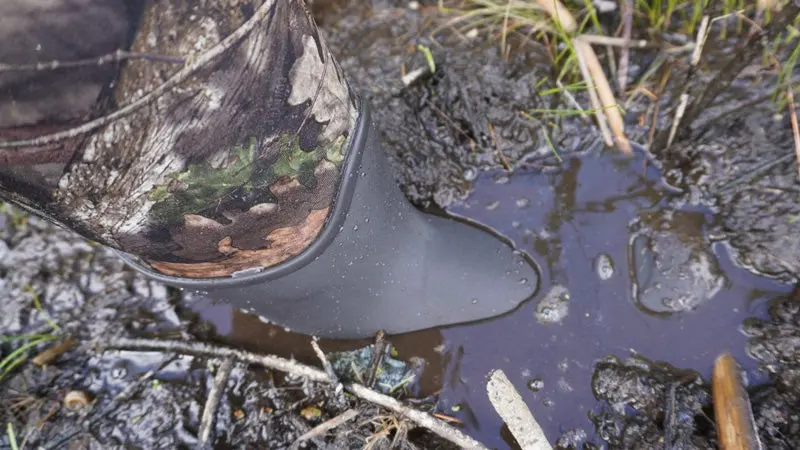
[519,278,528,285]
[527,378,544,392]
[353,225,359,231]
[594,253,614,280]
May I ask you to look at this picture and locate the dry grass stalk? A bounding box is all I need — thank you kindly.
[574,41,614,146]
[534,0,576,33]
[786,84,800,178]
[712,352,763,450]
[536,0,631,154]
[575,36,632,154]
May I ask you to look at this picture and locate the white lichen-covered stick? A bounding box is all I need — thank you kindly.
[486,369,553,450]
[198,356,235,445]
[105,337,488,449]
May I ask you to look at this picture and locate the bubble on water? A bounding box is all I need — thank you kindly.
[353,225,359,231]
[594,253,614,280]
[515,197,531,208]
[463,167,477,181]
[543,399,555,407]
[511,221,521,229]
[111,364,128,379]
[527,377,544,392]
[485,201,500,211]
[494,175,509,184]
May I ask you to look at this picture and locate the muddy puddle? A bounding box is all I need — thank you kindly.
[183,140,792,447]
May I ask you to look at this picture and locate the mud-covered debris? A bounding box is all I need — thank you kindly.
[590,355,716,449]
[630,211,724,315]
[667,109,800,283]
[329,344,423,394]
[742,288,800,449]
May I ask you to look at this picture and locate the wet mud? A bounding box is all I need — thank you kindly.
[3,1,800,449]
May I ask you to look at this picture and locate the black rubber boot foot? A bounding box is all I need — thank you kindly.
[121,104,540,338]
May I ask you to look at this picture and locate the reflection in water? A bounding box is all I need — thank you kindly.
[185,294,451,399]
[186,146,790,448]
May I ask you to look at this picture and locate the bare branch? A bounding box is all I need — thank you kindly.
[199,356,235,445]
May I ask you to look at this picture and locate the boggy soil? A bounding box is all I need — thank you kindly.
[2,0,800,449]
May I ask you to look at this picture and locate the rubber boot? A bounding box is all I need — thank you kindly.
[121,103,540,338]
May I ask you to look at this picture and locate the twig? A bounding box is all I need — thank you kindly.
[0,0,277,149]
[365,331,387,389]
[105,337,329,382]
[32,336,76,367]
[0,50,184,73]
[488,122,512,170]
[617,0,634,92]
[486,369,552,450]
[349,384,489,450]
[311,339,340,387]
[289,409,359,450]
[104,337,488,449]
[199,356,235,445]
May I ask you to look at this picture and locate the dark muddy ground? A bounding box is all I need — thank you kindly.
[3,0,800,449]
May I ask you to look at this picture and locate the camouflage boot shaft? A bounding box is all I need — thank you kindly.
[0,0,360,278]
